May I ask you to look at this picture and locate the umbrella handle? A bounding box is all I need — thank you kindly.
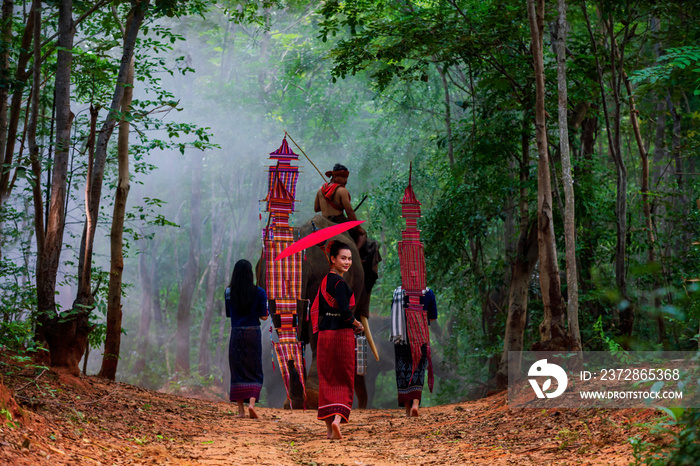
[361,316,380,362]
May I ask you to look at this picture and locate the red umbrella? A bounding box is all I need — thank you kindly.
[274,220,365,261]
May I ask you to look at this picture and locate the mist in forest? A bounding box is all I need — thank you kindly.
[83,8,401,407]
[6,0,695,416]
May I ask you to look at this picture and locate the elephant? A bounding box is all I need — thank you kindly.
[257,214,380,409]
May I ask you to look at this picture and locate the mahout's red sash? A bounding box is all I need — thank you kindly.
[321,182,350,212]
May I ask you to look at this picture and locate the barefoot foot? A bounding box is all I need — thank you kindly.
[248,406,258,419]
[330,422,342,440]
[410,406,419,417]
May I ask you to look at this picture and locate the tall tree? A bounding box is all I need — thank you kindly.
[175,151,203,376]
[99,44,136,379]
[555,0,581,352]
[582,1,632,336]
[198,207,225,376]
[0,1,14,230]
[74,0,150,316]
[28,0,44,259]
[0,1,33,257]
[527,0,569,351]
[133,238,154,378]
[497,115,539,386]
[54,0,150,376]
[36,0,77,369]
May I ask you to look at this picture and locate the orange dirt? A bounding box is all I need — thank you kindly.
[0,368,666,465]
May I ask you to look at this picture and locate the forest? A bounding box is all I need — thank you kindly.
[0,0,699,464]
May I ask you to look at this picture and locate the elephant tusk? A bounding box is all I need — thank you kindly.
[360,316,379,361]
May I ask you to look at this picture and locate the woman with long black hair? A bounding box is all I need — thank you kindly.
[311,240,364,439]
[225,259,269,418]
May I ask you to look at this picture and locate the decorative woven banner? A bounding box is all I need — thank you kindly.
[265,239,301,299]
[397,164,433,391]
[267,168,299,205]
[262,136,306,407]
[398,242,426,292]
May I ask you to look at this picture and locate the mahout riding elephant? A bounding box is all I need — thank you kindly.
[257,214,379,409]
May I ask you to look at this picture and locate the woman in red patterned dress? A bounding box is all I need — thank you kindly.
[313,241,364,439]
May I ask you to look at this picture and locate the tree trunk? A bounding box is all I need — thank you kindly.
[75,105,99,308]
[36,0,77,370]
[652,95,666,186]
[0,0,14,221]
[436,63,455,165]
[0,1,33,259]
[498,222,538,386]
[623,72,665,344]
[46,1,148,376]
[175,152,203,376]
[152,262,166,349]
[556,0,581,352]
[582,4,631,337]
[99,51,135,380]
[0,1,33,205]
[667,96,687,251]
[74,1,149,312]
[198,211,225,376]
[575,114,600,319]
[605,13,632,336]
[27,0,44,257]
[215,234,235,393]
[497,115,538,387]
[527,0,569,351]
[133,239,154,378]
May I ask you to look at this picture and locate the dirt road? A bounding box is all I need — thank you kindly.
[1,374,659,465]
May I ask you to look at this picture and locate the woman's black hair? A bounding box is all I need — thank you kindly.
[229,259,256,314]
[333,163,348,172]
[329,240,351,259]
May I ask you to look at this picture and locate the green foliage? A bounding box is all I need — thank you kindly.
[87,299,108,350]
[0,204,38,353]
[592,315,624,352]
[631,46,700,95]
[630,407,700,466]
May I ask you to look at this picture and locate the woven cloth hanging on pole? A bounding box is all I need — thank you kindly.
[262,136,307,407]
[398,164,433,392]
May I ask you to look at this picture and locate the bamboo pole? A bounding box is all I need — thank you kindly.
[284,130,327,182]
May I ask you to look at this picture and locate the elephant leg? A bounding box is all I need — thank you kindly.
[365,366,379,408]
[287,360,306,409]
[300,335,319,409]
[355,374,368,409]
[306,333,319,390]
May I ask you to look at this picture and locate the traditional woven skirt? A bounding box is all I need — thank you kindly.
[394,342,428,407]
[228,326,263,402]
[317,328,355,422]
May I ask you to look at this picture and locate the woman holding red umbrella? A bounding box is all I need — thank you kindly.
[311,240,364,439]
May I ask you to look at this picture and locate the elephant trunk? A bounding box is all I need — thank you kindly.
[360,316,379,361]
